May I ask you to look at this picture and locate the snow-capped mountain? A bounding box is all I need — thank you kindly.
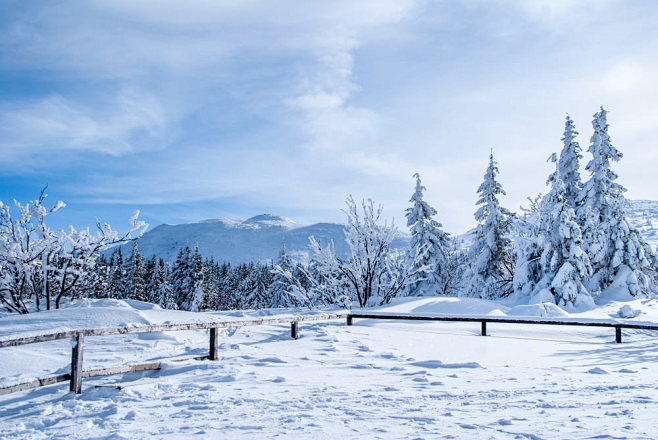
[118,200,658,265]
[120,214,408,264]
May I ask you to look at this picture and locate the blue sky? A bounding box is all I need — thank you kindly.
[1,0,658,234]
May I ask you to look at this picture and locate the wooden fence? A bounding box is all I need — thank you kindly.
[0,313,347,395]
[2,311,657,396]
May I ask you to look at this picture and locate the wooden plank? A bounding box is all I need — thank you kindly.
[0,313,348,348]
[481,320,487,336]
[0,374,70,396]
[209,328,219,360]
[615,326,622,344]
[70,333,83,394]
[291,322,299,339]
[346,315,353,326]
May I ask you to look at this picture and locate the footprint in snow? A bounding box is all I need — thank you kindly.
[587,367,609,375]
[618,368,637,374]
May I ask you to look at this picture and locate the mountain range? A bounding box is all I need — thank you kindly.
[118,201,658,264]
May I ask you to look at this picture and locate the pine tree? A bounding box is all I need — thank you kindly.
[466,152,514,298]
[269,243,297,308]
[549,115,583,210]
[125,242,147,301]
[537,162,594,309]
[182,247,206,311]
[107,248,126,298]
[404,173,450,296]
[578,107,655,296]
[171,246,193,309]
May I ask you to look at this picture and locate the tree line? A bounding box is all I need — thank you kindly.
[1,107,655,313]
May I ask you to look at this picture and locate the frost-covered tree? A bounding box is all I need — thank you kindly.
[311,196,412,307]
[549,115,583,210]
[0,190,147,313]
[577,107,655,296]
[533,161,594,309]
[466,152,514,298]
[513,195,545,297]
[269,244,298,308]
[181,247,206,311]
[405,173,450,296]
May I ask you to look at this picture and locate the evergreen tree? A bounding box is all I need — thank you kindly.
[171,246,193,309]
[549,115,583,210]
[269,243,297,308]
[107,247,126,298]
[404,173,450,296]
[537,163,594,309]
[125,242,147,301]
[577,107,655,295]
[182,247,206,311]
[466,152,514,298]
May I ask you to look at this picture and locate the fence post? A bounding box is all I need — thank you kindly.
[70,333,84,394]
[209,328,219,360]
[347,315,353,326]
[291,322,299,339]
[615,326,622,344]
[481,320,487,336]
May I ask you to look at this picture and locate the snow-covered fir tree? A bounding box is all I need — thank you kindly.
[269,243,297,308]
[513,195,545,297]
[125,243,147,301]
[181,247,206,312]
[466,152,514,298]
[534,162,594,309]
[549,115,583,210]
[404,173,450,296]
[171,246,194,309]
[577,107,656,296]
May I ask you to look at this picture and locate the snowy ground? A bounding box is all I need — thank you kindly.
[1,298,658,439]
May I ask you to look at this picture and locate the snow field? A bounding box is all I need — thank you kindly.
[1,298,658,439]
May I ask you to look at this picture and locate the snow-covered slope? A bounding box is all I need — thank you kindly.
[118,214,408,264]
[626,199,658,249]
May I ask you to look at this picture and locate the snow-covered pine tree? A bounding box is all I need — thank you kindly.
[107,248,126,298]
[125,242,147,301]
[155,259,177,309]
[171,246,193,309]
[577,107,656,296]
[466,152,514,298]
[549,115,583,210]
[535,160,594,309]
[181,247,206,312]
[404,173,450,296]
[512,195,545,297]
[269,243,298,308]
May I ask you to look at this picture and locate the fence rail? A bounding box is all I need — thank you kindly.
[0,313,347,395]
[2,310,658,396]
[346,312,658,342]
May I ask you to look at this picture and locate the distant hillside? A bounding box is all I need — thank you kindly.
[116,200,658,264]
[117,214,408,264]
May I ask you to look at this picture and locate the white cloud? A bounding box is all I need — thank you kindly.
[0,89,167,161]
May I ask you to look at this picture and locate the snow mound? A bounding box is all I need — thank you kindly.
[375,297,510,316]
[618,304,642,319]
[507,303,571,318]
